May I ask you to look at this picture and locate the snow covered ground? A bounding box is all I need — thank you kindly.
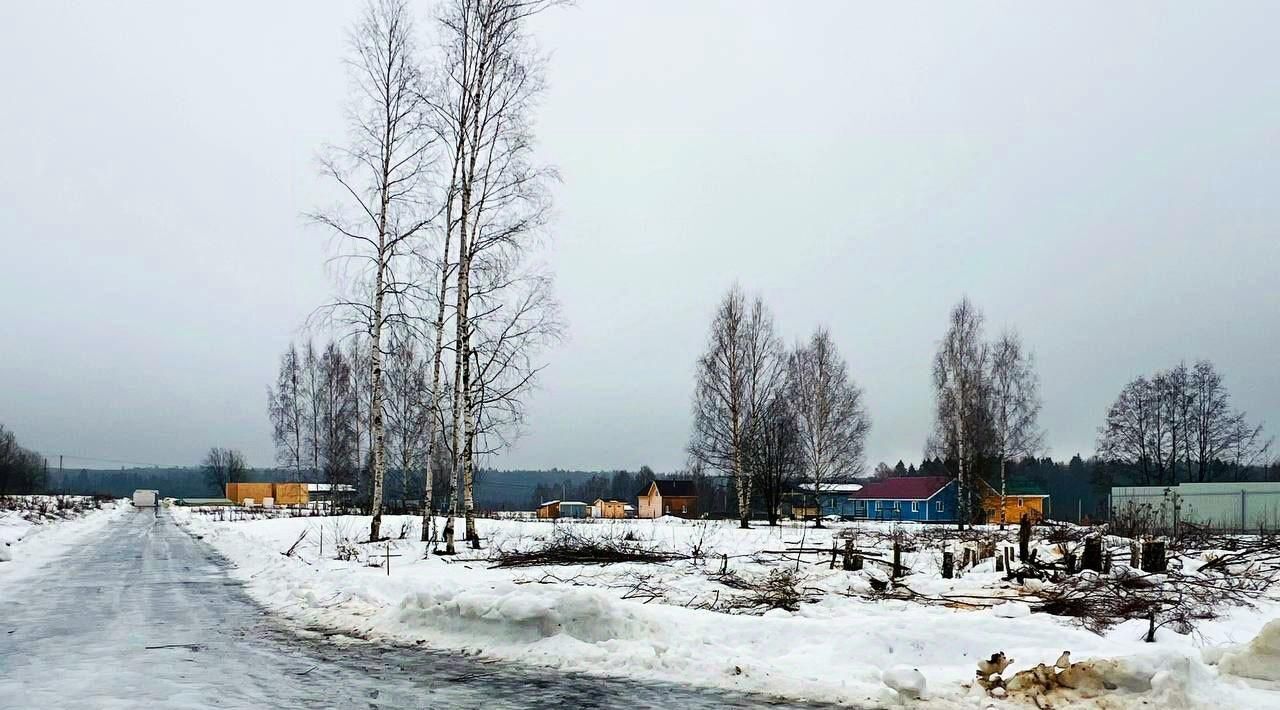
[0,496,124,585]
[174,510,1280,708]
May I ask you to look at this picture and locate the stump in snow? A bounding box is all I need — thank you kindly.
[1082,536,1103,573]
[1018,514,1031,562]
[1141,540,1166,573]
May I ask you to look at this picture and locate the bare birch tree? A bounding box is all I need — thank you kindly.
[267,343,306,481]
[302,340,323,477]
[690,286,786,529]
[313,0,435,541]
[384,337,431,508]
[427,0,560,552]
[931,297,988,530]
[987,330,1043,527]
[786,327,870,528]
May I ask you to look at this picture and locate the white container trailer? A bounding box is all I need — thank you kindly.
[132,489,159,507]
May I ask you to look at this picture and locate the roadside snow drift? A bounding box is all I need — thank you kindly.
[175,511,1280,708]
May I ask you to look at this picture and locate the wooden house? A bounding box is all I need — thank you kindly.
[592,499,628,519]
[849,476,957,522]
[637,480,698,519]
[980,478,1049,524]
[537,500,589,519]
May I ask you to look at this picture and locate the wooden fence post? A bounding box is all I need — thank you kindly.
[892,540,903,579]
[942,550,954,579]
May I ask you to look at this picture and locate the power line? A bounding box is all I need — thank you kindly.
[34,452,194,469]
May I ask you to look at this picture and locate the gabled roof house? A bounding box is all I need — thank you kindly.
[849,476,957,522]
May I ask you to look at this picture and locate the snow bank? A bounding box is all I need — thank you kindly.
[0,497,124,586]
[1218,618,1280,682]
[175,512,1280,708]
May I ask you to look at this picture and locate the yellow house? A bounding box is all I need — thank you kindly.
[980,478,1049,524]
[592,499,628,519]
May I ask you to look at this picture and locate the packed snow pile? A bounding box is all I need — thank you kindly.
[882,665,927,700]
[1,496,114,552]
[0,496,122,585]
[396,581,660,645]
[175,510,1280,708]
[1216,618,1280,683]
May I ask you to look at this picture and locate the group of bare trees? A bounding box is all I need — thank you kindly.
[0,424,46,496]
[689,286,871,528]
[300,0,562,545]
[268,341,372,497]
[1098,361,1271,485]
[201,447,247,494]
[929,297,1043,529]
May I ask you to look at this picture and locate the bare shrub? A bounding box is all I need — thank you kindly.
[491,528,686,568]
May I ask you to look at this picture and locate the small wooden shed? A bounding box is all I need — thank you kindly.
[592,499,628,519]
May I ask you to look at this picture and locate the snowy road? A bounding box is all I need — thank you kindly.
[0,510,833,709]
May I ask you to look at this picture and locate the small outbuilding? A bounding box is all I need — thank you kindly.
[790,482,865,518]
[592,499,628,519]
[537,500,561,519]
[537,499,589,519]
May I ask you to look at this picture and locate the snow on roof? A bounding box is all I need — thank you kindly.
[797,482,864,493]
[305,483,355,492]
[559,501,588,506]
[851,476,952,500]
[539,500,561,507]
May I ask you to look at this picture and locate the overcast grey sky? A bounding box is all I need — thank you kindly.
[2,2,1277,473]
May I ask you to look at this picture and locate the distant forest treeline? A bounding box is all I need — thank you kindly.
[38,465,622,510]
[25,457,1280,523]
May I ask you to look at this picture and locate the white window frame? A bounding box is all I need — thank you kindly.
[1017,497,1025,507]
[893,501,900,511]
[911,501,919,513]
[935,500,944,512]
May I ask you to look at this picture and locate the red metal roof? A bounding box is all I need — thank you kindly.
[849,476,952,500]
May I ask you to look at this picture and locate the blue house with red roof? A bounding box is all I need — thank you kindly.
[849,476,957,522]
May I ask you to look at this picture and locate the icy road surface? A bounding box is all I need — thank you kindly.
[0,510,832,709]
